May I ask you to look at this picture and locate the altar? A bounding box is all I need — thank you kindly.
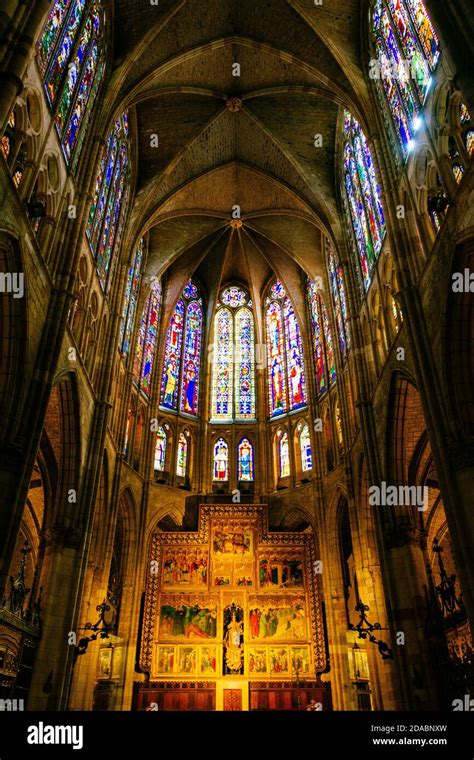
[134,504,331,710]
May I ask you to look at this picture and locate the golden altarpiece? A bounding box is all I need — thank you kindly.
[134,505,332,711]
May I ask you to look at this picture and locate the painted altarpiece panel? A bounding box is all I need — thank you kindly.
[140,505,326,682]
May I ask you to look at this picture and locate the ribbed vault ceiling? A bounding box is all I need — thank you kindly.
[105,0,373,307]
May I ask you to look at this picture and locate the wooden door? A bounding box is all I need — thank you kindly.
[223,688,242,711]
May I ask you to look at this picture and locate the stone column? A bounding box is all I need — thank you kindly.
[0,1,51,132]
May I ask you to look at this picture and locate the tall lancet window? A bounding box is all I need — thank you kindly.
[327,240,350,355]
[265,280,307,418]
[37,0,105,166]
[307,280,336,398]
[211,286,255,421]
[213,438,229,482]
[119,239,143,356]
[343,111,386,290]
[279,432,290,478]
[154,427,167,472]
[160,280,203,416]
[238,438,254,482]
[134,279,161,397]
[176,433,188,478]
[370,0,440,160]
[299,423,313,472]
[86,113,130,289]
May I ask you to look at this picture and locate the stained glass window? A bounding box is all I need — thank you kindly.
[119,239,143,356]
[321,299,336,385]
[452,164,464,184]
[221,286,247,308]
[279,432,290,478]
[466,131,474,158]
[343,111,386,290]
[238,438,254,481]
[213,437,229,481]
[176,433,188,478]
[307,279,337,397]
[124,408,132,455]
[266,280,306,418]
[37,0,105,166]
[335,402,344,449]
[211,287,255,421]
[212,308,233,419]
[86,113,130,290]
[160,280,203,416]
[300,424,312,472]
[134,280,161,397]
[154,427,167,471]
[371,0,440,159]
[1,112,15,161]
[327,240,350,355]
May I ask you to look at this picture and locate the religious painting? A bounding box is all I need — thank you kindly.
[199,646,218,675]
[234,559,254,587]
[162,548,208,588]
[141,505,327,682]
[177,646,197,675]
[269,647,290,675]
[248,647,268,674]
[291,646,311,675]
[258,553,304,589]
[212,559,254,587]
[248,596,307,640]
[212,520,254,555]
[223,604,244,675]
[157,646,175,675]
[97,647,112,679]
[212,559,232,587]
[159,596,218,640]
